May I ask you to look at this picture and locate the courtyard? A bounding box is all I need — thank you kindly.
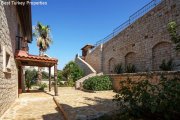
[0,0,180,119]
[2,87,117,120]
[2,91,63,120]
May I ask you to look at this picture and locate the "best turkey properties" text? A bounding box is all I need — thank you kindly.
[1,1,47,6]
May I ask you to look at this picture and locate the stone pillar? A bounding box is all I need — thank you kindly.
[49,67,51,92]
[54,64,58,96]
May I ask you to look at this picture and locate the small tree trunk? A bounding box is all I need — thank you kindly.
[38,50,43,83]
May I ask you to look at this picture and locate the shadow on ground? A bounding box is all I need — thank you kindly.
[42,107,64,120]
[59,96,118,120]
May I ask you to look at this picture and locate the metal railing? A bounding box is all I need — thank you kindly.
[94,0,163,47]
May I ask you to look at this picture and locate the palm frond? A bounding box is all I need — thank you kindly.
[33,22,53,52]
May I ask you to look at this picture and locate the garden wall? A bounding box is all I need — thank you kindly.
[109,71,180,92]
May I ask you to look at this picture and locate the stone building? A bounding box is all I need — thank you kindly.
[81,0,180,74]
[0,0,58,118]
[0,0,32,117]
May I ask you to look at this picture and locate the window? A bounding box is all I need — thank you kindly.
[16,36,22,50]
[16,24,21,50]
[3,46,11,73]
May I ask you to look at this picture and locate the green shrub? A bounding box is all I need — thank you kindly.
[83,75,112,91]
[114,76,180,120]
[64,79,75,87]
[114,63,123,74]
[57,70,64,85]
[38,83,47,91]
[159,59,175,71]
[167,21,180,52]
[125,64,136,73]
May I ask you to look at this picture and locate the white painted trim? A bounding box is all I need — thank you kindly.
[3,46,11,73]
[77,56,96,73]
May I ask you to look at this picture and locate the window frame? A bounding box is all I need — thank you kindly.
[3,46,11,73]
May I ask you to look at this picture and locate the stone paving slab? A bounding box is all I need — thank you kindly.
[2,92,63,120]
[54,87,118,120]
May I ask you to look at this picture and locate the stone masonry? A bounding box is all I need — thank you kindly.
[75,55,97,89]
[85,44,103,73]
[85,0,180,74]
[75,55,96,76]
[0,3,23,118]
[109,71,180,92]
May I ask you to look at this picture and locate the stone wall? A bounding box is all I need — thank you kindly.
[109,71,180,92]
[75,56,97,89]
[75,56,96,76]
[0,3,22,118]
[85,0,180,74]
[85,44,103,73]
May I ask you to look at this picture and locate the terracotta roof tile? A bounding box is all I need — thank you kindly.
[15,50,58,62]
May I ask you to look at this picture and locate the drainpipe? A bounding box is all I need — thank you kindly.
[100,44,104,73]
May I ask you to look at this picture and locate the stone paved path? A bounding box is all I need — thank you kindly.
[53,87,118,120]
[2,91,63,120]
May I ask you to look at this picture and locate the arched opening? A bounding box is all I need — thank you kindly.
[108,58,116,73]
[152,42,172,70]
[125,52,136,66]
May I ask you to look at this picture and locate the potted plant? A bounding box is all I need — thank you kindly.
[25,69,37,92]
[25,79,32,92]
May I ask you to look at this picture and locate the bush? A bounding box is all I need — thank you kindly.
[64,79,75,87]
[114,63,123,74]
[114,76,180,120]
[125,64,136,73]
[159,59,174,71]
[57,70,64,85]
[38,83,47,91]
[167,21,180,52]
[83,75,112,91]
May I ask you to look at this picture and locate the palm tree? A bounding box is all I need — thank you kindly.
[33,22,52,82]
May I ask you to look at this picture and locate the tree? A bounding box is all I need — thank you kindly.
[33,22,52,82]
[62,61,84,82]
[167,21,180,51]
[57,70,63,84]
[58,70,64,80]
[33,22,52,54]
[42,71,49,79]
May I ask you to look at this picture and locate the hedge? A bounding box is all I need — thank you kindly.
[83,75,112,91]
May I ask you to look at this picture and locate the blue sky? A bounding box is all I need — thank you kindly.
[30,0,151,70]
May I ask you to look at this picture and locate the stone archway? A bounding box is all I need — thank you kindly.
[152,42,172,70]
[125,52,136,66]
[108,58,116,73]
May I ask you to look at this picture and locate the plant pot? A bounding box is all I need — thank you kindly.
[18,89,22,94]
[26,89,30,92]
